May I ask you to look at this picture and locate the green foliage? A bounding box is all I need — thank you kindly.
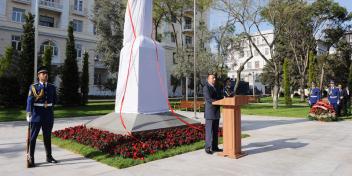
[59,22,81,106]
[92,0,124,73]
[19,13,35,104]
[349,64,352,92]
[41,47,53,81]
[308,51,316,87]
[81,52,89,105]
[283,58,292,106]
[0,47,14,76]
[103,78,117,92]
[0,47,21,107]
[0,76,20,108]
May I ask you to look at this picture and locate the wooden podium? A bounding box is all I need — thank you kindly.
[213,96,249,159]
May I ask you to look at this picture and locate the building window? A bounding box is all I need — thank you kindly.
[39,15,54,27]
[172,52,177,64]
[94,72,102,85]
[239,51,244,58]
[171,15,177,23]
[184,17,192,30]
[255,61,260,69]
[11,35,21,51]
[254,50,258,56]
[93,25,97,35]
[12,8,25,23]
[74,0,83,11]
[246,50,251,57]
[73,20,83,32]
[40,41,58,56]
[185,36,192,45]
[265,48,269,55]
[171,33,176,43]
[247,62,252,69]
[75,44,82,58]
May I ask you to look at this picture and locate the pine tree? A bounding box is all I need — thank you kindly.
[59,21,80,106]
[81,51,89,105]
[42,47,52,82]
[308,51,315,87]
[283,58,292,106]
[19,13,35,104]
[348,64,352,93]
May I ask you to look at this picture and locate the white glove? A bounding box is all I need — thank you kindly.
[26,112,32,122]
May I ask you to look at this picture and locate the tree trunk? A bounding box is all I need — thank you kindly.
[234,70,241,95]
[300,76,305,102]
[272,72,280,109]
[186,77,189,101]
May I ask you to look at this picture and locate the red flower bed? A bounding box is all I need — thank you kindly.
[53,125,222,159]
[308,100,338,121]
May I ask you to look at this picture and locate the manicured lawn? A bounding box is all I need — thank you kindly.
[0,101,114,122]
[41,134,250,169]
[259,96,307,105]
[241,104,310,118]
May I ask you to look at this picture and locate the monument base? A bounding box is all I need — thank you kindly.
[85,111,200,134]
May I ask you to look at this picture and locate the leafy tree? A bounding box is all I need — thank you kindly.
[80,51,89,105]
[59,22,80,106]
[283,58,292,106]
[92,0,124,73]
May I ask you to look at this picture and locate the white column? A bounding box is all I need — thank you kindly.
[60,0,70,29]
[87,0,94,34]
[0,0,7,17]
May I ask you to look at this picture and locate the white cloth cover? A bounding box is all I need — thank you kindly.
[115,0,169,114]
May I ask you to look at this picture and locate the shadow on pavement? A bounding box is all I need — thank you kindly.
[36,156,94,167]
[243,138,308,155]
[242,119,307,131]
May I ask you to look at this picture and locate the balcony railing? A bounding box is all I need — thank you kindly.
[39,0,63,12]
[13,0,31,4]
[71,6,87,16]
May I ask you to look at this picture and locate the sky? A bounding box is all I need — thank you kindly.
[209,0,352,30]
[208,0,352,52]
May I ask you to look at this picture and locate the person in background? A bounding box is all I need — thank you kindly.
[223,78,234,97]
[328,80,340,116]
[308,82,320,107]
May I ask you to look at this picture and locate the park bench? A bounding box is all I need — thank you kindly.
[176,100,204,112]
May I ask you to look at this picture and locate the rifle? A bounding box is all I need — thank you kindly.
[26,122,31,168]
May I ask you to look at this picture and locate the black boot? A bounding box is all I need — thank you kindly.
[205,148,213,155]
[27,155,35,168]
[46,155,58,163]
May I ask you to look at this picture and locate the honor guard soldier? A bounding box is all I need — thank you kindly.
[26,66,58,167]
[328,80,340,115]
[308,82,320,107]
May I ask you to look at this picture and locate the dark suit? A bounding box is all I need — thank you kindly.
[26,82,56,160]
[203,82,222,150]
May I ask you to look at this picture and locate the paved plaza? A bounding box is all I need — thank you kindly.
[1,112,352,176]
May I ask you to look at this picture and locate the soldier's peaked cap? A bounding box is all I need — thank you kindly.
[37,66,48,74]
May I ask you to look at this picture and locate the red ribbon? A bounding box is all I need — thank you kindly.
[118,0,203,139]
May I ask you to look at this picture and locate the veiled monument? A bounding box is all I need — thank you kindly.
[86,0,199,134]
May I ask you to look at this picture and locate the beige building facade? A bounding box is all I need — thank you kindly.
[0,1,209,97]
[0,0,113,96]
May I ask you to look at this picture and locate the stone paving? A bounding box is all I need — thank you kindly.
[1,112,352,176]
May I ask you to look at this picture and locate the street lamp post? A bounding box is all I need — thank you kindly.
[34,0,39,82]
[252,72,255,96]
[193,0,197,119]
